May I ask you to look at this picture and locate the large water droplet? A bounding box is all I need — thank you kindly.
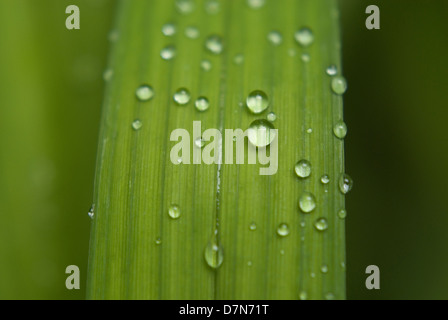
[246,90,269,114]
[176,0,195,14]
[195,96,210,112]
[162,23,176,37]
[338,209,347,219]
[331,76,347,95]
[204,238,224,269]
[267,31,283,46]
[314,218,328,231]
[247,119,276,147]
[333,121,347,139]
[88,204,95,219]
[174,88,191,105]
[160,45,176,60]
[299,192,316,213]
[136,84,154,101]
[132,119,143,131]
[185,26,200,39]
[205,35,223,54]
[247,0,266,9]
[168,204,181,219]
[294,160,312,178]
[326,65,338,76]
[338,173,353,194]
[295,27,314,47]
[277,223,290,237]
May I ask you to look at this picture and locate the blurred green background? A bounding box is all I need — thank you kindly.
[0,0,447,299]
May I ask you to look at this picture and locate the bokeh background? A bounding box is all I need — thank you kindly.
[0,0,446,299]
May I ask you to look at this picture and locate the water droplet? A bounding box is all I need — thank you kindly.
[132,119,143,131]
[247,0,266,9]
[267,112,277,122]
[301,53,310,63]
[341,262,346,269]
[205,0,220,14]
[300,221,306,228]
[108,29,119,42]
[176,0,195,14]
[233,54,244,65]
[205,35,223,54]
[298,192,316,213]
[195,96,210,112]
[310,272,316,278]
[267,31,283,46]
[299,291,308,300]
[295,27,314,47]
[325,292,335,300]
[280,249,285,255]
[194,137,206,148]
[288,48,297,57]
[201,59,212,71]
[333,121,347,139]
[204,238,224,269]
[185,26,200,39]
[321,264,328,274]
[338,209,347,219]
[162,23,176,37]
[331,76,347,95]
[247,261,253,267]
[247,119,276,147]
[326,65,337,76]
[277,223,290,237]
[160,45,176,60]
[88,204,95,219]
[295,160,312,178]
[306,128,313,134]
[246,90,269,114]
[168,204,181,219]
[321,174,330,184]
[174,88,191,105]
[249,222,257,231]
[314,218,328,231]
[155,237,162,245]
[103,68,113,81]
[338,173,353,194]
[135,84,154,101]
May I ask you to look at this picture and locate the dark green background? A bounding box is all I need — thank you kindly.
[0,0,446,299]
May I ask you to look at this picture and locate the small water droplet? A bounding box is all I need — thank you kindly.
[338,209,347,219]
[247,261,253,267]
[295,160,312,178]
[173,88,191,105]
[155,237,162,245]
[341,261,346,269]
[103,69,113,81]
[205,0,220,14]
[195,96,210,112]
[333,121,347,139]
[160,45,176,60]
[249,222,257,231]
[267,112,277,122]
[280,249,285,255]
[288,48,297,57]
[200,59,212,71]
[194,137,206,148]
[295,27,314,47]
[325,292,335,300]
[310,272,316,278]
[176,0,195,14]
[204,237,224,269]
[132,119,143,131]
[321,264,328,274]
[314,218,328,231]
[205,35,223,54]
[162,23,176,37]
[301,53,310,63]
[185,26,200,39]
[299,291,308,300]
[306,128,313,134]
[233,53,244,65]
[246,90,269,114]
[108,29,119,42]
[326,65,338,76]
[267,31,283,46]
[88,204,95,219]
[331,76,347,95]
[277,223,290,237]
[300,221,306,228]
[168,204,181,219]
[299,192,316,213]
[136,84,154,101]
[247,0,266,9]
[338,173,353,194]
[321,174,330,184]
[247,119,276,147]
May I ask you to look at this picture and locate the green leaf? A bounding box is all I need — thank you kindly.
[87,0,346,300]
